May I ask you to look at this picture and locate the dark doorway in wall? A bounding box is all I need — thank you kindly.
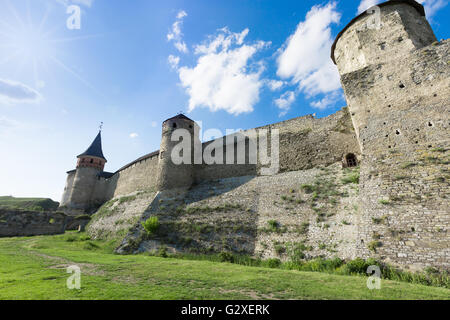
[345,153,357,168]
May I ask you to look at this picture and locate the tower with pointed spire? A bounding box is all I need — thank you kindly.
[76,131,107,171]
[60,130,112,214]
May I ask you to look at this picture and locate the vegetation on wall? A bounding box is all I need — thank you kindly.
[142,216,160,235]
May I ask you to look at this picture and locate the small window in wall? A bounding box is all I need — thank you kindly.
[173,122,177,128]
[345,153,358,168]
[90,159,94,163]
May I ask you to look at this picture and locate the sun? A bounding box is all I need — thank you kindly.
[0,0,101,92]
[13,25,54,61]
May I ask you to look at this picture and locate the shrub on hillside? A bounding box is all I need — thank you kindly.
[142,216,160,235]
[264,258,281,269]
[219,251,234,263]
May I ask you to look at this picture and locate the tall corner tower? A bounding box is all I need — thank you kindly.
[156,114,199,191]
[331,0,438,147]
[60,131,108,213]
[331,0,450,270]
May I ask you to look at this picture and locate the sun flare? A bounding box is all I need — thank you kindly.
[0,0,100,92]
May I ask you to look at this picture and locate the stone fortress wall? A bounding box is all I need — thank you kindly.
[62,0,448,271]
[195,108,360,182]
[66,107,359,208]
[0,209,66,237]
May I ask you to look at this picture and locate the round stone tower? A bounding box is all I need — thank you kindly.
[156,114,199,190]
[331,0,450,270]
[61,131,107,212]
[332,0,436,75]
[331,0,437,148]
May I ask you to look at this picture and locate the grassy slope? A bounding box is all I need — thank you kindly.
[0,196,59,211]
[0,232,449,300]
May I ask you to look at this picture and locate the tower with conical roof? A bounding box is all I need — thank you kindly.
[60,130,110,213]
[76,131,107,171]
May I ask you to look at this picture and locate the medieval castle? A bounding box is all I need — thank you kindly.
[57,1,448,271]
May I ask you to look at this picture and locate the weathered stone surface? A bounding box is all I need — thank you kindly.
[334,2,450,271]
[0,209,66,237]
[62,1,450,271]
[86,190,157,240]
[114,162,360,262]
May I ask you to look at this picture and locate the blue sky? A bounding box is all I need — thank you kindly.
[0,0,449,201]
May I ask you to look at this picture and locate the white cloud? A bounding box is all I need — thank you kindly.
[174,41,188,53]
[177,10,187,19]
[129,133,139,138]
[310,92,342,110]
[418,0,448,17]
[275,2,342,113]
[168,55,180,69]
[357,0,382,14]
[267,80,285,91]
[274,91,296,116]
[167,10,189,53]
[357,0,448,17]
[0,79,42,104]
[177,28,269,115]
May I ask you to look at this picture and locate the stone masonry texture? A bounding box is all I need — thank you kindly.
[72,1,449,271]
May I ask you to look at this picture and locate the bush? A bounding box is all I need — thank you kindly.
[298,223,309,234]
[267,220,279,230]
[265,258,281,269]
[341,172,360,184]
[274,244,285,256]
[158,246,168,258]
[297,258,344,273]
[286,242,309,263]
[64,235,77,242]
[219,251,234,263]
[368,241,382,253]
[142,216,160,235]
[83,241,100,250]
[118,195,136,204]
[340,258,369,275]
[300,184,314,194]
[379,199,390,205]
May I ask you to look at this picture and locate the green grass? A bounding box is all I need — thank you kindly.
[341,171,360,185]
[0,196,59,212]
[0,233,449,300]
